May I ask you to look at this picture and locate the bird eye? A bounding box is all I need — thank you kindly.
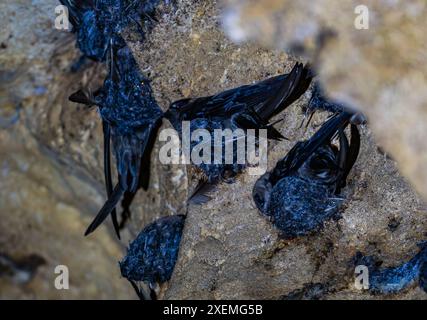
[309,157,330,171]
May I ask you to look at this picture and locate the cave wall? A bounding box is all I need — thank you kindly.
[0,0,426,299]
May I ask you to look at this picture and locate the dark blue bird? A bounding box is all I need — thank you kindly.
[253,112,360,238]
[120,215,185,299]
[59,0,163,62]
[353,242,427,295]
[165,63,312,201]
[69,46,163,237]
[62,0,165,237]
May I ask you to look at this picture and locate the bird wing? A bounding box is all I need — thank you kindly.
[85,183,124,236]
[270,112,352,183]
[169,63,311,122]
[102,121,121,239]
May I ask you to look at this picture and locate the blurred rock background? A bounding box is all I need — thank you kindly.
[222,0,427,202]
[0,0,426,299]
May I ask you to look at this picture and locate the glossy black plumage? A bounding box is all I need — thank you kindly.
[59,0,163,62]
[165,63,312,190]
[62,0,166,237]
[120,215,185,299]
[354,242,427,295]
[69,46,163,237]
[253,112,360,238]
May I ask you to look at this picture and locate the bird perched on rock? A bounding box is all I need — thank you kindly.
[165,63,312,201]
[120,215,185,300]
[353,242,427,295]
[69,46,163,237]
[253,111,360,238]
[59,0,163,63]
[62,0,165,237]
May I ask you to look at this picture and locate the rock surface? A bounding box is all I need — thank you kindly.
[0,126,133,299]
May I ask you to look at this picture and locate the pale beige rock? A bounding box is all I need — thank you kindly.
[0,125,134,299]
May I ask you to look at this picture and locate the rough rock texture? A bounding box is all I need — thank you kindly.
[1,0,426,300]
[222,0,427,202]
[0,126,133,299]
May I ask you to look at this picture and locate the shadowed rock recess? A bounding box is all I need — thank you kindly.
[0,0,426,299]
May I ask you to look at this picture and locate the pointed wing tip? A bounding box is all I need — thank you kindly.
[113,229,121,239]
[83,209,112,238]
[113,227,121,239]
[84,215,99,236]
[84,227,93,237]
[84,215,103,237]
[84,184,124,237]
[85,219,117,238]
